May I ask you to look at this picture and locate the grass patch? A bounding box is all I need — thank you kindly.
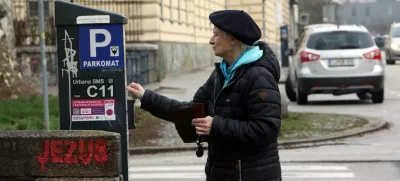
[129,108,163,147]
[279,112,369,141]
[0,95,162,147]
[0,94,60,130]
[0,96,369,146]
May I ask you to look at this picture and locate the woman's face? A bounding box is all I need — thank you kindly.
[209,27,233,57]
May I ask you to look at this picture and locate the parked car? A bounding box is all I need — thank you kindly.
[286,24,385,105]
[384,22,400,65]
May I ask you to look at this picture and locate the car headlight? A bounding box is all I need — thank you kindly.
[391,42,400,49]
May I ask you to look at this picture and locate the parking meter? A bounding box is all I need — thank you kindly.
[280,25,289,67]
[54,1,129,180]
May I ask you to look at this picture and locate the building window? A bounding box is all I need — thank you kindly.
[352,8,356,16]
[160,0,163,17]
[365,6,370,16]
[170,0,172,20]
[178,0,181,22]
[185,0,188,24]
[27,0,51,18]
[388,6,392,15]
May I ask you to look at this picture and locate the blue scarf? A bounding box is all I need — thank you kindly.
[219,46,264,87]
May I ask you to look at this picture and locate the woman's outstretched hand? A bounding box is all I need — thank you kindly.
[126,82,145,100]
[192,116,213,136]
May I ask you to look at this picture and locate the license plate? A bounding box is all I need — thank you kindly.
[328,59,355,67]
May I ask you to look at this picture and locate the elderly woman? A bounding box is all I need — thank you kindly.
[126,10,282,181]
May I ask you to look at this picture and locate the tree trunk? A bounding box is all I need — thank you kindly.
[0,0,33,100]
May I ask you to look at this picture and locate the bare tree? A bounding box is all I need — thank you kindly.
[0,0,33,100]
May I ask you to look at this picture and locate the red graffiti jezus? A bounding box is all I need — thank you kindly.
[37,138,108,172]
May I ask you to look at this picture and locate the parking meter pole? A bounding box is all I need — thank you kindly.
[280,25,289,67]
[127,99,136,129]
[54,1,129,180]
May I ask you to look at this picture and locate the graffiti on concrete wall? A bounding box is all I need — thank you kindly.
[36,138,108,172]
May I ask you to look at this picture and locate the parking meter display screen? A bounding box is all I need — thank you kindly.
[70,77,116,121]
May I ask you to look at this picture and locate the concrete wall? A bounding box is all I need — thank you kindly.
[0,130,121,180]
[157,42,218,76]
[16,46,58,86]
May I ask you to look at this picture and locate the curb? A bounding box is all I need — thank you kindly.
[278,116,388,146]
[280,159,400,163]
[129,114,388,155]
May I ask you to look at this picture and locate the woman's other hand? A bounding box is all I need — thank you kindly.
[126,82,145,100]
[192,116,213,136]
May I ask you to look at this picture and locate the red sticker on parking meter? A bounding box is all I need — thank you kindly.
[71,99,116,121]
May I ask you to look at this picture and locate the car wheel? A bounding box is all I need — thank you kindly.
[357,91,370,100]
[371,88,384,103]
[296,88,308,105]
[387,59,396,65]
[386,50,395,64]
[285,75,297,102]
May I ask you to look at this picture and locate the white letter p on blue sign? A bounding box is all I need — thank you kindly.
[89,29,111,57]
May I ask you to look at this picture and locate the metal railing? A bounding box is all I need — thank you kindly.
[126,51,152,85]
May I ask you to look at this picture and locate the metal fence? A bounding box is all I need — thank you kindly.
[126,51,152,85]
[13,0,143,46]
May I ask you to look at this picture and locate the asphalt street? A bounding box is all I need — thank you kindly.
[279,55,400,163]
[129,53,400,180]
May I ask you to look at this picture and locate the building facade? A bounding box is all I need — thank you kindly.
[135,0,291,77]
[338,0,400,35]
[227,0,290,62]
[12,0,292,85]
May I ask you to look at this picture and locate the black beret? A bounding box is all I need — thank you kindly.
[209,10,262,46]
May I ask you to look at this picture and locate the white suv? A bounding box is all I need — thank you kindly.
[285,24,385,105]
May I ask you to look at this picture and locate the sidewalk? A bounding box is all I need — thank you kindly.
[137,66,215,147]
[143,66,214,101]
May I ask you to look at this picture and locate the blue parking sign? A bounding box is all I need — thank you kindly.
[79,24,124,69]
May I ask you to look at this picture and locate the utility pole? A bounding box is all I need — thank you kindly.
[38,0,50,130]
[289,0,297,50]
[262,0,266,42]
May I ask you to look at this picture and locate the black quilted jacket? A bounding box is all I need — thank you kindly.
[140,41,282,181]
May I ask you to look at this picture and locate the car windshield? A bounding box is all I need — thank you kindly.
[391,26,400,37]
[306,31,374,50]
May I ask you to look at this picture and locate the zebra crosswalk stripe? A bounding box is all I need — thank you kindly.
[129,164,356,179]
[129,165,349,172]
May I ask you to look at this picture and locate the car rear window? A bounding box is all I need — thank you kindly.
[391,26,400,37]
[306,31,374,50]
